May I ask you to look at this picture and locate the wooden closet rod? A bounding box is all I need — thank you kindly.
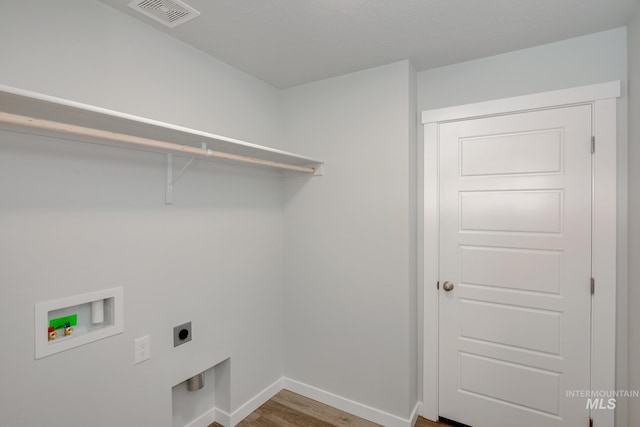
[0,112,316,174]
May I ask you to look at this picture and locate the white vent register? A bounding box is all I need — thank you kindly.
[128,0,201,28]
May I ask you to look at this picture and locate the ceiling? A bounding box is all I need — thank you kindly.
[99,0,639,88]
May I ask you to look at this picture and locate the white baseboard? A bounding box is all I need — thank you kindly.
[184,407,217,427]
[214,377,284,427]
[410,402,421,426]
[419,401,439,423]
[186,376,419,427]
[283,377,418,427]
[213,409,230,427]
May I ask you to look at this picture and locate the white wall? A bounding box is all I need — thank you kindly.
[0,1,282,148]
[281,61,418,420]
[1,4,634,426]
[0,1,285,426]
[418,28,630,426]
[627,12,640,427]
[418,28,628,112]
[408,62,419,414]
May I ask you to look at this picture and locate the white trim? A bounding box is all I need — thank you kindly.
[284,378,417,427]
[184,407,217,427]
[590,98,617,427]
[192,376,420,427]
[214,377,284,426]
[421,81,620,124]
[410,402,421,426]
[420,82,619,423]
[213,409,231,427]
[420,123,439,422]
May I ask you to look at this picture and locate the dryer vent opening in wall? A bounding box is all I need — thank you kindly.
[127,0,201,28]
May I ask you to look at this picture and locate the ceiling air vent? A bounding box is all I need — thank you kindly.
[127,0,201,28]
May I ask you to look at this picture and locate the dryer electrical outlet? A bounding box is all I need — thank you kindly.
[173,322,192,347]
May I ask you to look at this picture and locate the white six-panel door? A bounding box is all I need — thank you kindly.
[438,105,592,427]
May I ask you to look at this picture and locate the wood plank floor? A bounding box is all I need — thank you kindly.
[209,389,451,427]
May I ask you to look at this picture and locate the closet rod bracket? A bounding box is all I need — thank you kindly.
[165,143,207,204]
[165,152,174,205]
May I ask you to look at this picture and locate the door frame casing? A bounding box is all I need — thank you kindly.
[419,81,620,426]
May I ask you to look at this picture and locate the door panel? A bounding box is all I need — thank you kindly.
[460,129,563,177]
[439,106,592,427]
[459,352,561,415]
[460,190,563,233]
[459,300,561,354]
[459,246,562,293]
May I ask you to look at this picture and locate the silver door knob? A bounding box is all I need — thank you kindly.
[442,281,454,292]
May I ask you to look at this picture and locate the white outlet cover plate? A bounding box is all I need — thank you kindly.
[134,335,151,364]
